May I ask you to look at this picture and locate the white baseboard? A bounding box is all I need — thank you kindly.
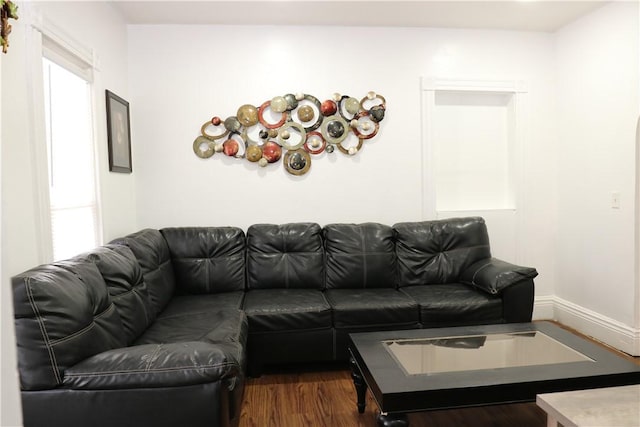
[532,295,555,320]
[534,295,640,356]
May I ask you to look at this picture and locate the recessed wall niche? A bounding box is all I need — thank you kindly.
[433,90,515,211]
[421,78,527,216]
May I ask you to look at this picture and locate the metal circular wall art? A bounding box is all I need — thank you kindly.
[193,92,387,176]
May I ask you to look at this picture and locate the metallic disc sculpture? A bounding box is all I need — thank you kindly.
[194,92,386,176]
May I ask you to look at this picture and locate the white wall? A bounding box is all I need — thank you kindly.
[555,2,639,342]
[2,0,134,278]
[1,2,133,425]
[0,23,22,427]
[128,25,557,298]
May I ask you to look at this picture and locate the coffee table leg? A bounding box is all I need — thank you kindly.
[377,412,409,427]
[349,356,368,414]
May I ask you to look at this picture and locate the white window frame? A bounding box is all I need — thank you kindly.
[26,11,103,263]
[421,77,527,219]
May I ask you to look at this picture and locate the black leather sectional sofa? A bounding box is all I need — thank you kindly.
[12,217,537,427]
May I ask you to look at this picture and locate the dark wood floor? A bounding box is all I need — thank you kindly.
[239,324,640,427]
[239,366,549,427]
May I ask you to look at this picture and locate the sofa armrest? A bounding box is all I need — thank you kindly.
[460,257,538,295]
[501,278,535,323]
[63,341,240,390]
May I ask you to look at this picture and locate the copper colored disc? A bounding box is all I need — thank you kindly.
[262,141,282,163]
[237,104,259,127]
[298,105,315,123]
[246,145,263,162]
[321,100,337,116]
[223,139,239,156]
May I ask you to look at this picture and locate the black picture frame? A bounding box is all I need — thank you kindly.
[105,90,132,173]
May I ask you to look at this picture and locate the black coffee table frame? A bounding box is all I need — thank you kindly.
[349,321,640,426]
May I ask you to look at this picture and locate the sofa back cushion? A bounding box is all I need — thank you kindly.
[394,217,491,286]
[111,228,176,316]
[324,223,396,289]
[83,245,156,344]
[12,259,126,390]
[161,227,246,294]
[247,223,324,290]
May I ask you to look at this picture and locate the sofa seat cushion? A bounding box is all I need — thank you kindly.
[134,309,248,369]
[63,341,241,390]
[135,309,247,346]
[243,289,331,332]
[157,292,245,319]
[325,289,419,328]
[400,284,502,327]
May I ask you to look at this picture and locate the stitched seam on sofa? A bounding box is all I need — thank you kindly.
[148,240,164,266]
[64,362,238,377]
[204,231,213,293]
[199,331,241,343]
[283,233,289,289]
[94,303,118,320]
[329,252,391,256]
[49,322,96,346]
[249,326,332,334]
[49,304,121,345]
[320,291,331,316]
[157,258,172,269]
[335,320,418,329]
[206,254,212,294]
[250,250,320,256]
[112,286,153,324]
[146,345,163,371]
[361,229,368,289]
[157,311,227,321]
[470,261,492,287]
[111,288,138,299]
[139,258,172,278]
[142,257,171,274]
[25,277,62,385]
[398,244,490,254]
[143,288,154,325]
[249,306,331,315]
[175,255,242,261]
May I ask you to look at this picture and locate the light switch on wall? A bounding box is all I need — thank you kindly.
[611,192,621,209]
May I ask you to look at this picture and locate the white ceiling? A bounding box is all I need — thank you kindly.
[112,0,609,32]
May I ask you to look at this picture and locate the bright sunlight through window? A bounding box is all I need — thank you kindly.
[43,58,99,261]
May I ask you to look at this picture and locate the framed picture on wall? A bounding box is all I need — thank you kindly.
[106,90,132,173]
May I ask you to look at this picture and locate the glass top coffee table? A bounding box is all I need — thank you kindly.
[348,321,640,426]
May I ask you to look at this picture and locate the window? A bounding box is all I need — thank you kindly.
[42,55,100,260]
